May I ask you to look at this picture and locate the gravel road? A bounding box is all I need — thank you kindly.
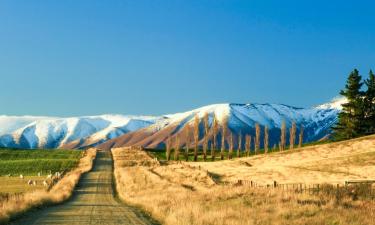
[10,150,158,225]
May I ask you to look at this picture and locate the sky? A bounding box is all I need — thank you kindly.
[0,0,374,117]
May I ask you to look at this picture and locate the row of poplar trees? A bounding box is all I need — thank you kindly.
[165,113,304,161]
[333,69,375,140]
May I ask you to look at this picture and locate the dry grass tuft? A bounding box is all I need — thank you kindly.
[0,148,96,224]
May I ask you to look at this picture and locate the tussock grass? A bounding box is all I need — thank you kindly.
[193,135,375,184]
[112,139,375,225]
[0,148,96,224]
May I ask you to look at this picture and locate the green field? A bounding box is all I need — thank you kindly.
[0,148,83,176]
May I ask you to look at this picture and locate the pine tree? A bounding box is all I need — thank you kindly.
[364,70,375,134]
[211,115,218,161]
[264,126,269,153]
[333,69,364,140]
[194,115,200,161]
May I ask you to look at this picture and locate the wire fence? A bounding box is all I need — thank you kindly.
[228,179,375,200]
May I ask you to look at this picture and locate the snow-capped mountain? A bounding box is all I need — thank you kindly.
[99,98,344,150]
[0,115,159,149]
[0,98,344,150]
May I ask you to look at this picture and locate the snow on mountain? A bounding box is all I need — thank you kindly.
[0,116,52,135]
[0,98,345,150]
[99,98,344,150]
[0,115,159,149]
[315,96,347,110]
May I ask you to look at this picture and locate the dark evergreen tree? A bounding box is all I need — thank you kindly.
[333,69,364,140]
[364,70,375,134]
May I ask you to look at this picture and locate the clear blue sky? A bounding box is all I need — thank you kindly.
[1,1,374,116]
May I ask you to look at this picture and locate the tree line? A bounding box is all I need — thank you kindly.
[165,114,304,161]
[333,69,375,140]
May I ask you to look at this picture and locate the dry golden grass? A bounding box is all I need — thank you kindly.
[194,135,375,185]
[0,148,96,224]
[112,136,375,225]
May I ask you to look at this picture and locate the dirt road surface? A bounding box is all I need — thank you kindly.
[10,150,158,225]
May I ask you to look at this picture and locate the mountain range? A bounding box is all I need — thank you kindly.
[0,98,345,150]
[0,115,159,149]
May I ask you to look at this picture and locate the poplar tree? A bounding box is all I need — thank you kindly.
[264,126,269,153]
[166,136,171,161]
[255,123,260,154]
[221,117,228,160]
[211,115,218,161]
[174,135,180,160]
[184,124,190,161]
[298,125,304,148]
[237,132,242,157]
[245,135,251,157]
[194,115,200,161]
[203,113,209,161]
[289,122,296,150]
[280,120,286,151]
[228,133,233,159]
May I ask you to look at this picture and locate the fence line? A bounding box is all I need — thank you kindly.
[228,179,375,198]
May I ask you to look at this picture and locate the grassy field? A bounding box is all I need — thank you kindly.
[0,149,83,194]
[0,149,82,175]
[0,148,97,224]
[113,135,375,225]
[0,176,48,194]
